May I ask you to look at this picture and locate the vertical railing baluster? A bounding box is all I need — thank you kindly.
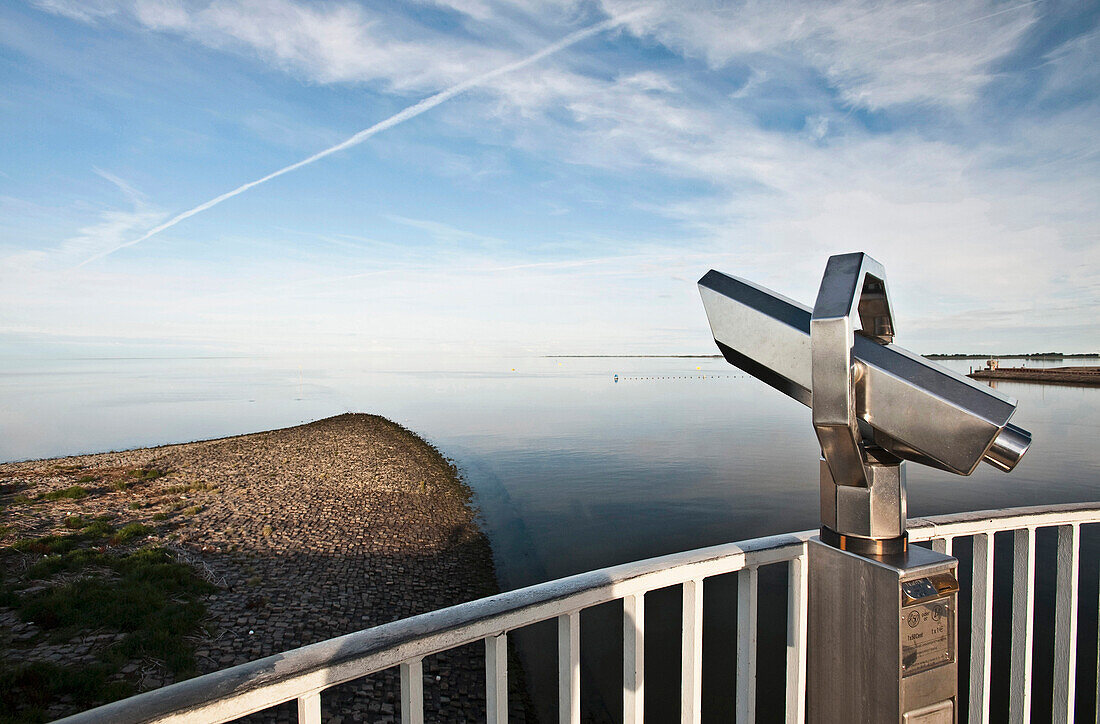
[1053,524,1081,723]
[970,532,995,724]
[623,593,645,724]
[297,691,321,724]
[485,633,508,724]
[785,555,808,724]
[737,566,759,724]
[400,658,424,724]
[932,536,955,556]
[1009,528,1035,724]
[559,612,580,724]
[681,578,703,724]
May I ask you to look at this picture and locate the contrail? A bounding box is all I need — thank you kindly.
[78,14,636,267]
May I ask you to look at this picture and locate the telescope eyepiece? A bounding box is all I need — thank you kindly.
[983,423,1032,472]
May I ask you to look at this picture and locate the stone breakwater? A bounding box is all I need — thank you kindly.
[969,366,1100,386]
[0,414,529,723]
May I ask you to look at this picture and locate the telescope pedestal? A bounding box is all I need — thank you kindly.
[819,451,907,554]
[807,540,959,723]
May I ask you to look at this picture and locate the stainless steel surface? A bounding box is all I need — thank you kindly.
[811,252,894,488]
[807,539,958,724]
[698,265,1032,475]
[819,452,906,539]
[903,700,953,724]
[983,423,1033,473]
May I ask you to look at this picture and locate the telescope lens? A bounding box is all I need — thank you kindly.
[983,423,1032,472]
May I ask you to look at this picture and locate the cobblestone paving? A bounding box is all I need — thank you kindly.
[1,414,530,722]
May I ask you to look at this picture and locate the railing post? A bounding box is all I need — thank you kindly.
[623,593,645,724]
[558,612,580,724]
[1009,528,1035,724]
[970,532,995,724]
[785,555,807,724]
[681,578,703,724]
[1053,524,1080,723]
[486,633,508,724]
[400,658,424,724]
[297,691,321,724]
[737,566,759,723]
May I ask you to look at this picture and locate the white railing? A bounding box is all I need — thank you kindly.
[55,502,1100,724]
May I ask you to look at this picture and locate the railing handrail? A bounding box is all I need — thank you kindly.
[907,501,1100,540]
[54,502,1100,724]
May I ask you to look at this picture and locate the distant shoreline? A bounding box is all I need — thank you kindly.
[546,353,1100,360]
[928,353,1100,360]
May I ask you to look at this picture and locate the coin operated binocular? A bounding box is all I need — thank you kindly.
[699,252,1031,723]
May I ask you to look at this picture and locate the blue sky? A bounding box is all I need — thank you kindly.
[1,0,1098,357]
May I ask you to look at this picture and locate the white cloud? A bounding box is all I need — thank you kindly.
[604,0,1039,108]
[33,0,120,22]
[50,0,513,91]
[0,171,165,275]
[1031,27,1100,104]
[456,46,1100,350]
[36,0,1043,110]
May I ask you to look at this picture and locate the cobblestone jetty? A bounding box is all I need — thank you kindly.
[1,414,528,723]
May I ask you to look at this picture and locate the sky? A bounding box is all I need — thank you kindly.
[1,0,1098,358]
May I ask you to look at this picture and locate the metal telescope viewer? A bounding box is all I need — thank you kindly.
[699,252,1032,722]
[699,251,1031,552]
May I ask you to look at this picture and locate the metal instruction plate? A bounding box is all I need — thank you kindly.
[901,599,953,676]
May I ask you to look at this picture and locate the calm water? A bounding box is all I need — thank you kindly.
[3,354,1100,720]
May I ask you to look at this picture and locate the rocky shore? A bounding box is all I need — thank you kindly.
[1,414,527,723]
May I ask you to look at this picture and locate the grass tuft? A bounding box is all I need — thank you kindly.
[39,486,88,501]
[81,520,114,539]
[12,535,77,555]
[63,515,87,530]
[129,467,166,483]
[110,523,151,545]
[165,481,209,494]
